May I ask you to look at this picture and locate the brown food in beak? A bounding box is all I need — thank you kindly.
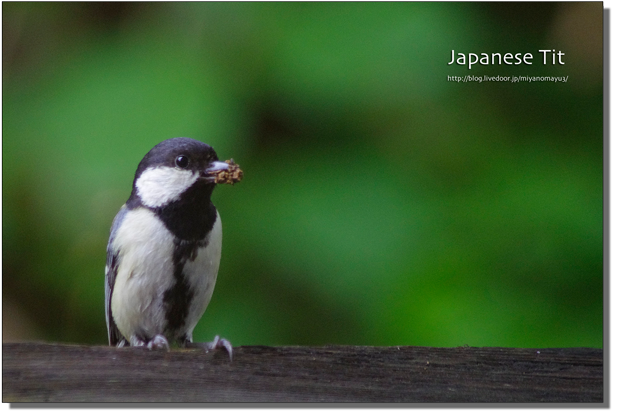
[213,159,244,185]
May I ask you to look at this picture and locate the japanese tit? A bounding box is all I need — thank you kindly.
[105,137,242,359]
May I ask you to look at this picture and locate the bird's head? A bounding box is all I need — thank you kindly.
[130,137,242,209]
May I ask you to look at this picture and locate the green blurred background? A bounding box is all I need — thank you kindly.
[3,2,603,348]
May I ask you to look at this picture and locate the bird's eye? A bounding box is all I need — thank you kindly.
[175,155,189,168]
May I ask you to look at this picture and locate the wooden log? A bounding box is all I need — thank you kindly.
[2,342,604,403]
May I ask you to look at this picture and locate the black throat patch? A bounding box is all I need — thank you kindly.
[154,180,218,241]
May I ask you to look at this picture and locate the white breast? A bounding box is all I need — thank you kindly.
[111,208,175,340]
[110,208,222,343]
[183,213,222,340]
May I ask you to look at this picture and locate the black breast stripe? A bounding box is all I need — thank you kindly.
[163,238,208,340]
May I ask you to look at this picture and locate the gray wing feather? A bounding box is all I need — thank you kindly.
[105,205,129,346]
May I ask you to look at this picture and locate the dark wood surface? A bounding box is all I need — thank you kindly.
[2,342,604,403]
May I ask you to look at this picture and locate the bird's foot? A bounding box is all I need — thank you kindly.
[187,335,233,361]
[147,334,170,351]
[129,334,170,350]
[129,335,146,348]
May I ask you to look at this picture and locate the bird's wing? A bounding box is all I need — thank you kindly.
[105,205,129,347]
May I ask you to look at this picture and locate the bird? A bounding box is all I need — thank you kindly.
[105,137,242,360]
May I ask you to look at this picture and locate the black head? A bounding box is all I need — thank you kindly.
[127,137,230,210]
[136,137,219,177]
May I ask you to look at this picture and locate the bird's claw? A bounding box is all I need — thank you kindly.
[187,335,233,361]
[207,335,233,361]
[147,334,170,351]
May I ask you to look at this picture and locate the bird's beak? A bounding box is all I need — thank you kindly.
[203,159,244,185]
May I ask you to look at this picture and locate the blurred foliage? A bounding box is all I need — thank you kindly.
[3,2,602,348]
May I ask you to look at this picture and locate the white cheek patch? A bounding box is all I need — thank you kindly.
[136,167,199,208]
